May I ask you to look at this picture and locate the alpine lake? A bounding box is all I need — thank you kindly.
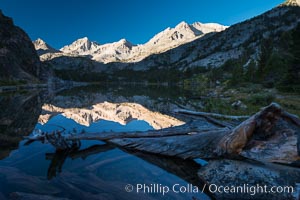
[0,84,299,200]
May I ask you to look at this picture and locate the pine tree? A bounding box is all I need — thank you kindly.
[245,60,257,83]
[257,39,273,82]
[280,23,300,92]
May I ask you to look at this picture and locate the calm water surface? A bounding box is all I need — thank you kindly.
[0,85,209,200]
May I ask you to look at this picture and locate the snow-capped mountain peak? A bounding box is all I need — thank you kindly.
[33,38,59,55]
[33,38,47,47]
[175,21,190,29]
[280,0,300,6]
[117,38,135,47]
[142,21,227,55]
[192,22,228,34]
[35,21,228,63]
[33,38,53,50]
[60,37,101,55]
[118,38,128,43]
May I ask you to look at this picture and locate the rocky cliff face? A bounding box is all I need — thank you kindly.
[0,11,41,82]
[123,3,300,71]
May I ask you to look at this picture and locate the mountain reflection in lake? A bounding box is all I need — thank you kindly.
[0,85,210,200]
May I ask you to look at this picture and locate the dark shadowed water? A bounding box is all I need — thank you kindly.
[1,84,300,199]
[0,85,210,200]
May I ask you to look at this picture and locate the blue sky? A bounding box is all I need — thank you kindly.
[0,0,283,49]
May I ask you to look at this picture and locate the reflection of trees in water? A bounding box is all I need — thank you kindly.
[0,92,46,159]
[49,84,201,116]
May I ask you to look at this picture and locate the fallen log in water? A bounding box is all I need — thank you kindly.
[173,108,250,120]
[25,103,300,164]
[21,103,300,200]
[93,103,300,164]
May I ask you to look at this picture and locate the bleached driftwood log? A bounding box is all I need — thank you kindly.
[25,103,300,164]
[173,108,250,120]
